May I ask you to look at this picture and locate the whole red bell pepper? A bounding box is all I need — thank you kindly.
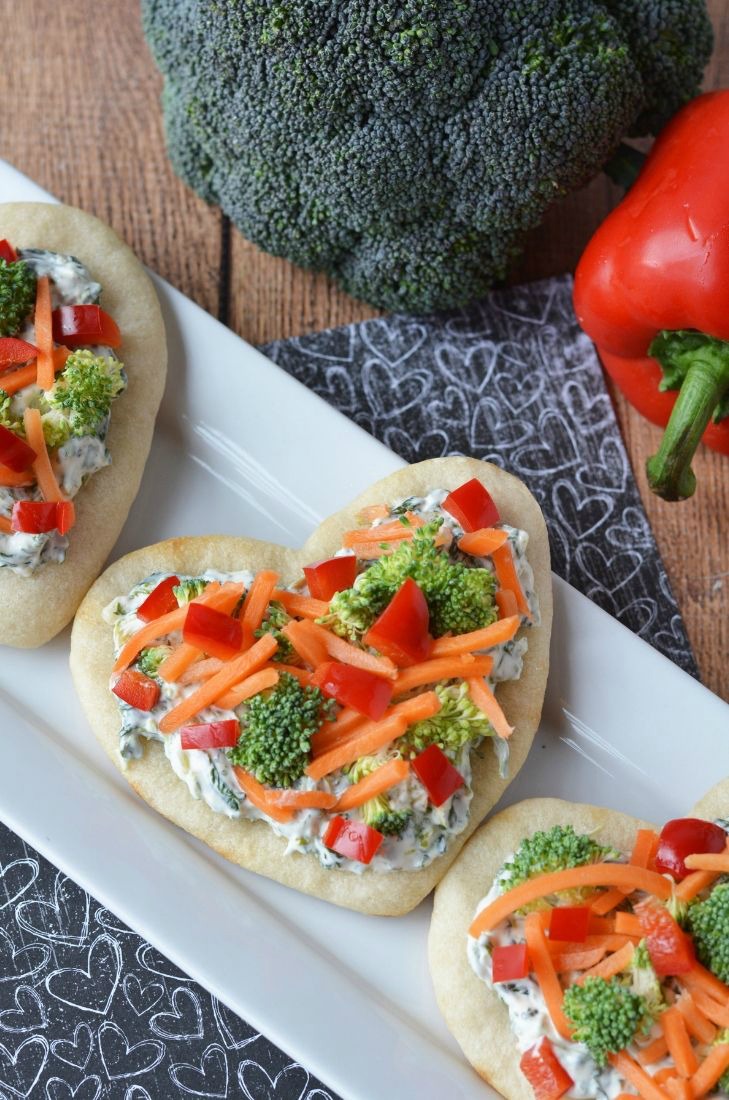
[574,90,729,501]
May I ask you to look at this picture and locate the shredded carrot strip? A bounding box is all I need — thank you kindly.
[653,1069,679,1086]
[335,758,410,812]
[282,620,329,668]
[347,526,452,560]
[577,940,635,984]
[665,1078,691,1100]
[491,542,532,620]
[159,635,277,732]
[0,345,68,395]
[675,990,716,1045]
[178,658,225,684]
[296,619,398,680]
[524,912,572,1040]
[458,527,510,557]
[23,407,65,502]
[0,515,12,534]
[306,692,440,780]
[232,767,294,823]
[430,615,521,658]
[269,663,312,685]
[590,888,626,916]
[661,1007,698,1078]
[588,915,617,935]
[687,1042,729,1098]
[614,912,643,938]
[467,677,513,739]
[608,1052,671,1100]
[0,464,33,487]
[681,964,729,1008]
[676,869,721,903]
[630,829,660,870]
[551,947,608,972]
[311,709,366,756]
[34,276,55,390]
[469,866,671,937]
[357,504,388,522]
[393,654,489,694]
[343,512,424,546]
[495,588,519,619]
[239,570,279,649]
[272,590,329,619]
[684,844,729,873]
[682,985,729,1028]
[547,934,633,958]
[215,667,279,711]
[262,787,337,811]
[635,1036,669,1066]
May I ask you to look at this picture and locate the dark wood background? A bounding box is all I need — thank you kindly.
[2,2,727,699]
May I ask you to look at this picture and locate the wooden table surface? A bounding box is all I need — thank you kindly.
[2,2,727,700]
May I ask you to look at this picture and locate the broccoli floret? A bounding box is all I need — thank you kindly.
[563,976,651,1067]
[40,408,71,449]
[626,940,664,1018]
[398,680,493,758]
[686,881,729,984]
[137,645,172,678]
[173,578,209,605]
[500,825,618,910]
[0,390,24,436]
[254,601,296,662]
[142,1,712,312]
[326,521,497,641]
[0,258,36,336]
[47,350,126,436]
[229,672,334,788]
[346,755,411,836]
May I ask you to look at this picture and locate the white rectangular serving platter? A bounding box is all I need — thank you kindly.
[0,162,727,1100]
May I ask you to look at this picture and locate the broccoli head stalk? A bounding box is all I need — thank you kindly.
[686,881,729,983]
[254,601,296,663]
[500,825,619,910]
[627,940,664,1018]
[0,258,36,337]
[563,976,651,1066]
[0,390,24,437]
[47,350,126,436]
[399,681,494,758]
[346,755,411,836]
[229,672,334,788]
[173,578,209,605]
[326,521,497,641]
[142,0,712,312]
[137,645,173,678]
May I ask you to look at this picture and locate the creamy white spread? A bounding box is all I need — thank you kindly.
[0,249,122,575]
[105,490,540,873]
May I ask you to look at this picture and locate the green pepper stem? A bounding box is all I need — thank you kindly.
[647,339,729,501]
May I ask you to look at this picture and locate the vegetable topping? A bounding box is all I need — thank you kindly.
[104,482,539,871]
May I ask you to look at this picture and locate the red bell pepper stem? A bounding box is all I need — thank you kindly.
[646,332,729,501]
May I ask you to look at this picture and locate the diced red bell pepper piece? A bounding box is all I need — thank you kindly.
[654,818,728,881]
[183,602,242,660]
[303,555,357,601]
[0,240,17,264]
[111,668,160,711]
[55,501,75,536]
[635,899,696,975]
[137,575,181,623]
[180,720,240,751]
[0,337,38,364]
[443,478,500,532]
[520,1038,574,1100]
[492,943,530,983]
[11,501,58,534]
[52,305,121,349]
[323,815,384,865]
[310,661,393,720]
[548,906,591,944]
[411,744,464,807]
[0,424,36,474]
[363,577,432,666]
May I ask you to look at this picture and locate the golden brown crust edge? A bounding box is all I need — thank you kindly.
[428,784,727,1097]
[70,457,552,915]
[0,202,167,647]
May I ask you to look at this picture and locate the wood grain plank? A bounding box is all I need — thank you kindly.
[0,0,223,317]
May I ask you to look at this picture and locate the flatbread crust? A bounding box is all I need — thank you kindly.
[428,798,651,1099]
[0,203,167,647]
[692,778,728,822]
[70,457,552,915]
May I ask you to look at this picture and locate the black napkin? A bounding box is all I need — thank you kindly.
[0,274,696,1100]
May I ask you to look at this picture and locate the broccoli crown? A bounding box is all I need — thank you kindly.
[173,578,209,605]
[501,825,618,898]
[686,881,729,984]
[0,258,36,337]
[563,976,650,1066]
[143,0,712,312]
[229,672,333,788]
[327,521,497,641]
[398,680,493,758]
[137,645,173,678]
[40,408,72,449]
[254,601,296,662]
[346,754,411,836]
[47,350,126,436]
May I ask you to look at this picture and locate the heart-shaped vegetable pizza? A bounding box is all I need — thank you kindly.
[71,458,551,914]
[429,783,729,1098]
[0,203,166,646]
